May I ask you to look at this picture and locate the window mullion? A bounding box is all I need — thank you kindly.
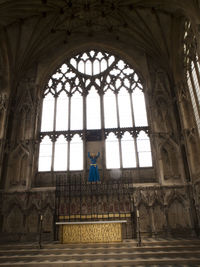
[51,95,57,171]
[194,60,200,85]
[39,51,152,172]
[189,70,200,117]
[100,93,105,129]
[100,92,106,171]
[67,95,71,171]
[129,91,139,167]
[115,92,120,127]
[129,91,135,128]
[115,92,122,168]
[118,136,123,169]
[83,93,87,174]
[194,61,200,105]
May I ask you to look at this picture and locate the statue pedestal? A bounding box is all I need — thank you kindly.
[56,220,127,243]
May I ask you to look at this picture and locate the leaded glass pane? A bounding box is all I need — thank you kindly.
[38,136,52,171]
[104,90,118,128]
[41,94,54,132]
[132,87,148,126]
[56,91,68,131]
[54,135,68,171]
[118,87,132,127]
[39,50,152,172]
[70,134,83,170]
[106,133,120,168]
[70,92,83,130]
[121,132,136,168]
[87,86,101,129]
[137,131,152,167]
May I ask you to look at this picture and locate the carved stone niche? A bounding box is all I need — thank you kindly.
[194,183,200,224]
[4,205,24,233]
[26,206,39,233]
[179,87,195,129]
[160,141,181,181]
[186,129,200,176]
[151,69,176,133]
[153,95,172,132]
[11,77,36,141]
[153,203,166,233]
[42,206,53,233]
[168,199,191,231]
[7,144,29,187]
[138,203,151,236]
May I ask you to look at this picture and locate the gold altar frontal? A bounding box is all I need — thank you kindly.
[56,221,127,243]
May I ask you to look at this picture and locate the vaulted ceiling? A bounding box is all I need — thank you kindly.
[0,0,199,87]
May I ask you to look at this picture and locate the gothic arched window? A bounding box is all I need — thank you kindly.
[38,50,152,172]
[184,21,200,135]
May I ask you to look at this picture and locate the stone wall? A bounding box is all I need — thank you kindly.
[0,190,55,242]
[1,184,199,242]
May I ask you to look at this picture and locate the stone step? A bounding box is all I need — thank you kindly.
[0,251,200,262]
[1,245,200,256]
[1,238,200,250]
[1,257,200,266]
[0,239,200,266]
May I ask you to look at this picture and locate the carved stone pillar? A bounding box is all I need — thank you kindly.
[0,93,8,186]
[163,205,170,237]
[4,75,37,190]
[150,205,156,237]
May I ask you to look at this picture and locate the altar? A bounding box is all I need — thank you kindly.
[56,220,127,243]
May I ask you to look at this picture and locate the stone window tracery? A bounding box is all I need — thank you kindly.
[184,21,200,134]
[38,50,152,172]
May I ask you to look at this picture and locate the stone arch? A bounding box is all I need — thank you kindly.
[36,41,147,100]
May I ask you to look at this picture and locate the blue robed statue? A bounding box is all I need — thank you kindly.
[88,152,100,182]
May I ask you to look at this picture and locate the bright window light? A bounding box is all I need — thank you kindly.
[104,90,118,128]
[132,87,148,126]
[70,134,83,170]
[87,86,101,129]
[137,131,152,167]
[70,92,83,130]
[39,50,152,172]
[54,135,68,171]
[56,91,68,131]
[41,94,54,131]
[122,132,136,168]
[118,87,132,127]
[106,133,120,168]
[38,136,52,171]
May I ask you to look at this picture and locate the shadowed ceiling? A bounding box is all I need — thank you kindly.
[0,0,199,86]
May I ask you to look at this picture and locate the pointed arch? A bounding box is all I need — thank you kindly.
[38,50,152,173]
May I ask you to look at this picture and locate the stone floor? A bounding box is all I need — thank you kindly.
[0,238,200,266]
